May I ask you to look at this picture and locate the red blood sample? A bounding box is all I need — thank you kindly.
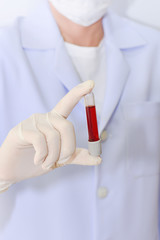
[85,105,100,142]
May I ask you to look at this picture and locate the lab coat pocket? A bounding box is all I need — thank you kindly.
[122,102,160,178]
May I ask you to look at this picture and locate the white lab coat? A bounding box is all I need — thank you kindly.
[0,1,160,240]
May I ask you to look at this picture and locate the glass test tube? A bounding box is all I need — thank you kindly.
[84,92,102,156]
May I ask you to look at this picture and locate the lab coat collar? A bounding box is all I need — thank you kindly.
[98,38,129,134]
[53,38,82,91]
[103,9,147,50]
[20,0,63,49]
[20,1,147,50]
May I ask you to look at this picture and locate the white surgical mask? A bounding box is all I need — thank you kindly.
[49,0,111,26]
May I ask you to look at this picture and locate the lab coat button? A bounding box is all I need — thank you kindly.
[97,187,108,198]
[100,130,107,142]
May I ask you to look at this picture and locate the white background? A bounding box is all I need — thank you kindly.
[0,0,160,30]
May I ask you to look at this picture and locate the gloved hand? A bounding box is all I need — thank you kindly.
[0,80,101,192]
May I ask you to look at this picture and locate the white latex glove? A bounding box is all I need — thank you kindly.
[0,80,101,192]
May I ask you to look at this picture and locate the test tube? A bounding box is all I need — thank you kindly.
[84,92,102,156]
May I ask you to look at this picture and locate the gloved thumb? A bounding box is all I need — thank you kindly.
[56,148,102,167]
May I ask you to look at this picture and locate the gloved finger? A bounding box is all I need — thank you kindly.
[47,112,76,163]
[52,80,94,118]
[14,114,48,166]
[56,148,102,167]
[35,113,61,170]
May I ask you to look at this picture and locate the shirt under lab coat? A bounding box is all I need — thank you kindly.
[0,1,160,240]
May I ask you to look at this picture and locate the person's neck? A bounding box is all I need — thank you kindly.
[49,2,104,47]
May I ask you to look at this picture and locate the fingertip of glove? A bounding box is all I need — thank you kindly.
[96,157,102,165]
[85,80,95,89]
[34,159,43,167]
[42,163,54,171]
[57,156,71,166]
[89,156,102,166]
[77,80,95,93]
